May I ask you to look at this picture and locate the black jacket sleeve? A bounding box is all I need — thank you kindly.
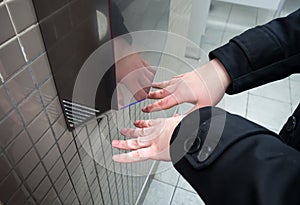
[209,9,300,94]
[170,107,300,205]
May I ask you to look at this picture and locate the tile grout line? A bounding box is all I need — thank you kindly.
[220,3,233,44]
[0,23,39,50]
[5,2,29,62]
[288,77,293,113]
[1,73,59,204]
[245,91,250,118]
[168,174,180,205]
[255,7,259,25]
[248,92,292,105]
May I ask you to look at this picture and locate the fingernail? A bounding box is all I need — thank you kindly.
[112,140,119,146]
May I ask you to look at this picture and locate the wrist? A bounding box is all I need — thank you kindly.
[210,58,231,91]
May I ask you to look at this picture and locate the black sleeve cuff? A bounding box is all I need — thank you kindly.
[209,26,284,94]
[170,107,280,170]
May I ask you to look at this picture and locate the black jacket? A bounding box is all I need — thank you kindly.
[170,9,300,205]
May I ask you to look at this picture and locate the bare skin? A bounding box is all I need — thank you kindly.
[112,58,231,163]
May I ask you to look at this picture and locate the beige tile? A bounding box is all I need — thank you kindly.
[0,5,15,44]
[40,77,57,106]
[27,111,50,143]
[30,54,51,85]
[0,85,12,120]
[6,131,32,164]
[20,25,45,62]
[7,0,37,32]
[18,90,43,125]
[0,39,26,80]
[7,67,35,104]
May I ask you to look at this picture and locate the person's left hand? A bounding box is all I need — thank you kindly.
[112,116,183,163]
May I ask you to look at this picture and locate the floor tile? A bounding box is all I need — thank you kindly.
[201,27,224,45]
[206,15,227,31]
[282,0,300,16]
[218,91,248,117]
[177,176,196,194]
[199,42,219,54]
[247,94,292,131]
[290,80,300,111]
[143,1,300,205]
[290,74,300,83]
[170,187,204,205]
[142,180,175,205]
[257,8,274,25]
[249,78,290,103]
[209,1,232,19]
[227,4,258,30]
[221,30,241,44]
[154,162,180,186]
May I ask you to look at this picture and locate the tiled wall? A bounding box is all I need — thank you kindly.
[0,0,157,204]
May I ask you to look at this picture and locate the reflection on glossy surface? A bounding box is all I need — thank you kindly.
[33,0,170,129]
[113,38,156,108]
[96,11,108,41]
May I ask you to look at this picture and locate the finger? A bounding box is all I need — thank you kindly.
[173,113,182,117]
[142,95,179,113]
[134,120,153,128]
[147,88,171,99]
[112,147,153,163]
[121,127,152,138]
[151,81,170,89]
[173,74,184,78]
[112,139,149,150]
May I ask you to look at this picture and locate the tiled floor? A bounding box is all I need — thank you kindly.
[142,162,204,205]
[143,0,300,204]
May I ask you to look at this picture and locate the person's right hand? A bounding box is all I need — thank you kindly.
[142,59,231,113]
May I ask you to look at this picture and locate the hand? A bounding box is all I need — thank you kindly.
[113,38,156,107]
[112,116,183,163]
[116,53,155,101]
[142,59,231,113]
